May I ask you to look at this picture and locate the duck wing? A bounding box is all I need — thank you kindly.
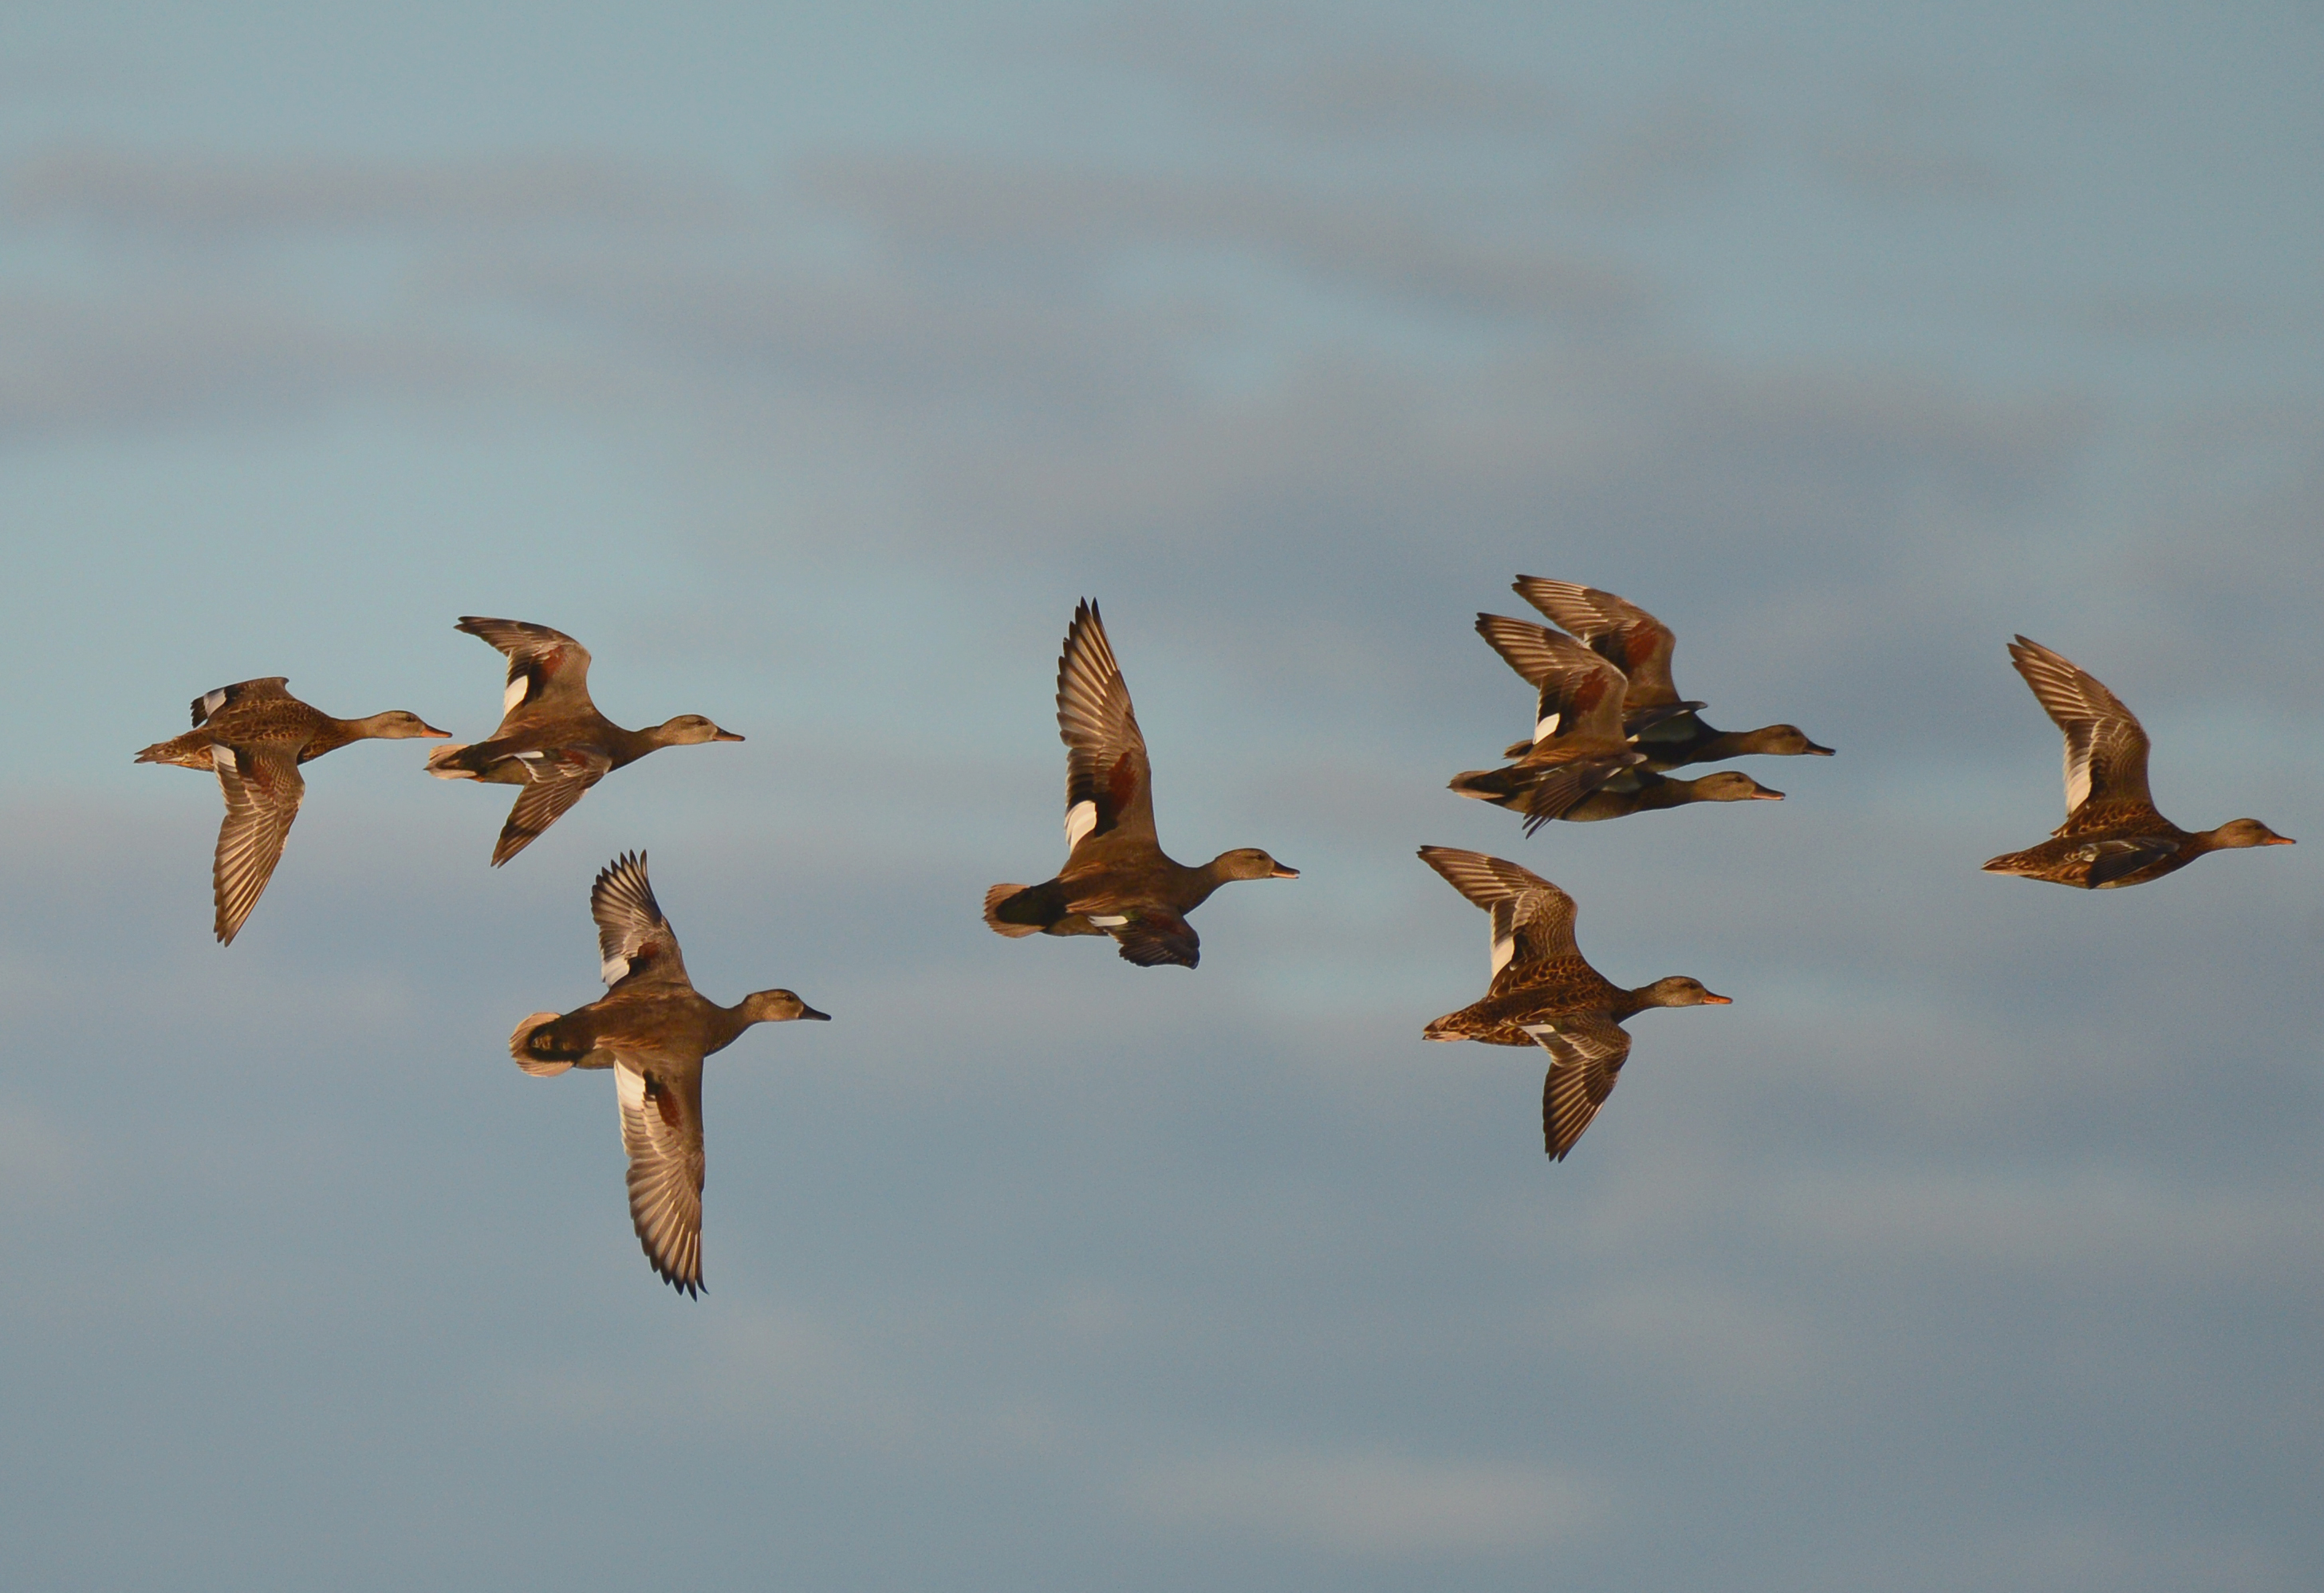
[209,743,305,945]
[2007,636,2154,816]
[1417,847,1582,978]
[191,676,292,727]
[1055,600,1157,853]
[2082,834,2185,887]
[456,617,597,730]
[589,850,693,989]
[615,1057,707,1297]
[1107,907,1200,969]
[1526,1012,1632,1161]
[1512,578,1683,709]
[1475,616,1631,744]
[489,748,612,866]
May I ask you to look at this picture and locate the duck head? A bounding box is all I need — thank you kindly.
[1747,725,1834,757]
[1639,976,1731,1008]
[1212,848,1300,881]
[2207,818,2295,849]
[653,714,746,745]
[739,989,831,1023]
[357,710,451,738]
[1690,771,1784,802]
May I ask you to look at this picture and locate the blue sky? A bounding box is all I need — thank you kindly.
[2,4,2318,1589]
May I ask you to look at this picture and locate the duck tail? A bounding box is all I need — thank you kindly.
[425,742,478,779]
[509,1011,578,1075]
[983,883,1045,938]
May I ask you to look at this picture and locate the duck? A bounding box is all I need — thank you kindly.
[983,600,1298,968]
[1982,635,2293,889]
[1418,846,1730,1160]
[509,851,829,1297]
[1503,577,1834,769]
[136,677,447,944]
[1447,615,1655,832]
[427,617,743,865]
[1556,767,1785,822]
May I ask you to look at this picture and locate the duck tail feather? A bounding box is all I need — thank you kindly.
[983,883,1044,937]
[510,1011,578,1074]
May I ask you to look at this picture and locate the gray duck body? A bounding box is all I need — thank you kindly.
[427,618,743,865]
[983,600,1296,968]
[509,852,828,1297]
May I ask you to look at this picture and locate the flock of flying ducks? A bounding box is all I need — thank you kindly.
[138,586,2295,1294]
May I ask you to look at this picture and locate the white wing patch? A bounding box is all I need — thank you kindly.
[601,953,630,985]
[1064,799,1097,852]
[202,688,228,717]
[504,675,530,713]
[1089,914,1129,927]
[1488,899,1517,978]
[2064,734,2092,812]
[210,744,238,773]
[616,1060,645,1114]
[1533,711,1561,744]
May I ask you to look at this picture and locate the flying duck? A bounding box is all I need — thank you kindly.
[1418,846,1730,1160]
[427,617,743,864]
[983,600,1297,968]
[1506,577,1833,769]
[1983,635,2292,888]
[136,677,447,943]
[509,852,829,1296]
[1447,614,1660,832]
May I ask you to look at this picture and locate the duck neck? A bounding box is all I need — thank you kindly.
[1688,726,1775,760]
[705,1003,761,1052]
[301,716,369,759]
[1179,856,1239,908]
[1621,774,1692,812]
[1614,981,1687,1017]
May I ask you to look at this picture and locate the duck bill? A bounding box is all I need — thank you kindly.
[1701,992,1733,1005]
[798,1005,832,1021]
[713,728,746,742]
[1806,741,1836,756]
[2264,836,2295,845]
[1751,787,1786,800]
[1268,863,1301,879]
[419,722,452,738]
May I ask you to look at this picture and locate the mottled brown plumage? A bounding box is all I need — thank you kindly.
[136,676,447,944]
[1418,847,1729,1160]
[1982,636,2293,888]
[983,600,1296,968]
[509,852,828,1297]
[427,618,743,865]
